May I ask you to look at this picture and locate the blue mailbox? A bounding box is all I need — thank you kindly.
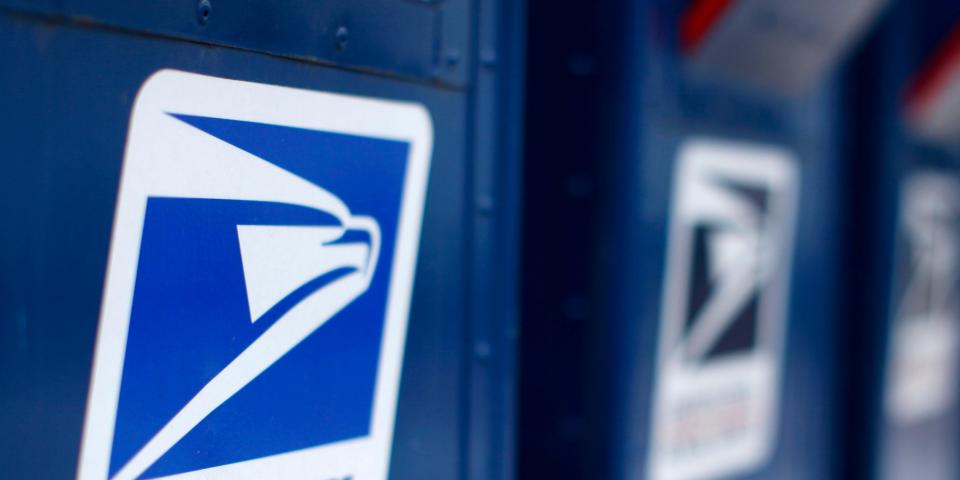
[0,1,524,479]
[841,1,960,478]
[521,1,882,479]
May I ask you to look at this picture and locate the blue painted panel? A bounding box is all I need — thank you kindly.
[0,0,471,87]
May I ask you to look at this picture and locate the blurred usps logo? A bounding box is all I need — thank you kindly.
[649,139,798,480]
[885,172,960,425]
[78,70,432,480]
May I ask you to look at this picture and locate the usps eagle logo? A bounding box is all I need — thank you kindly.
[648,139,798,480]
[78,71,432,480]
[885,172,960,424]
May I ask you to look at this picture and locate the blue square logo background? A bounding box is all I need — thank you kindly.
[108,115,410,478]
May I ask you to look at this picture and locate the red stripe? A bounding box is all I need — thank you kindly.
[905,21,960,116]
[680,0,736,53]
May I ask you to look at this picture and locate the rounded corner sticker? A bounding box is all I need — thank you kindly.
[648,138,799,480]
[77,70,433,480]
[885,171,960,425]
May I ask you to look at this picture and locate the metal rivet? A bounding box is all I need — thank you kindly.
[563,296,589,321]
[480,49,498,69]
[335,26,349,52]
[196,0,212,25]
[474,341,492,360]
[567,53,595,76]
[444,48,461,69]
[565,175,594,198]
[476,195,495,215]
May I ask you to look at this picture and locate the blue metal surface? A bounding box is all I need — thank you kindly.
[0,0,471,87]
[521,1,846,478]
[0,0,523,477]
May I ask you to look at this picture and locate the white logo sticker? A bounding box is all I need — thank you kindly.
[885,172,960,424]
[648,139,799,480]
[77,70,433,480]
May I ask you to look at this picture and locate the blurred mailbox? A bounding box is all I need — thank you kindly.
[520,1,877,479]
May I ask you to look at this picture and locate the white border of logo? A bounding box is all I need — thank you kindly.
[77,70,433,480]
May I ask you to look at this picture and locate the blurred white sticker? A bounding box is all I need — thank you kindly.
[648,139,799,480]
[885,172,960,424]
